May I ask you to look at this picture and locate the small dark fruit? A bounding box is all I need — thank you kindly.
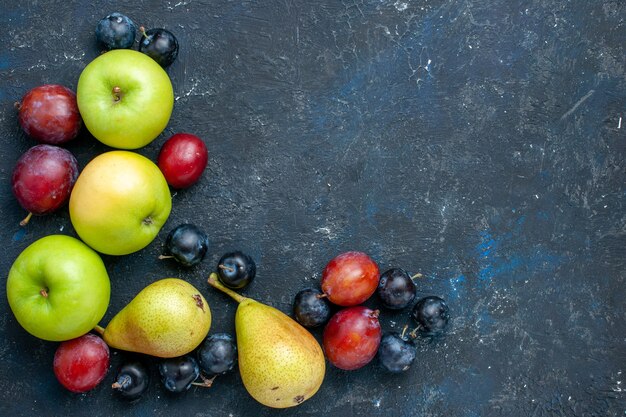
[377,332,416,373]
[217,251,256,289]
[95,12,137,50]
[197,333,237,376]
[293,288,331,328]
[112,361,150,401]
[139,27,179,67]
[161,224,209,267]
[411,296,450,335]
[158,356,200,393]
[377,268,416,310]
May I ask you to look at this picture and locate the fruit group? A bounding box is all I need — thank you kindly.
[157,133,208,189]
[11,144,79,225]
[293,288,331,328]
[97,278,211,358]
[323,306,381,371]
[377,268,416,310]
[321,251,379,306]
[112,361,150,401]
[69,151,172,256]
[76,49,174,149]
[158,356,200,393]
[411,296,450,335]
[207,273,325,408]
[53,334,110,393]
[17,84,82,144]
[6,235,110,341]
[162,224,209,267]
[217,251,256,289]
[139,27,179,67]
[377,332,416,373]
[197,333,237,376]
[95,12,137,50]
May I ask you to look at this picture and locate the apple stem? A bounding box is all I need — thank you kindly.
[207,272,246,304]
[93,325,105,336]
[19,212,33,226]
[39,288,48,298]
[218,264,235,273]
[159,254,174,260]
[112,86,122,102]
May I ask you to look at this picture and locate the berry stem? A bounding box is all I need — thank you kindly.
[19,212,33,226]
[218,264,235,273]
[316,293,328,299]
[207,272,246,304]
[400,324,409,339]
[191,374,217,388]
[411,273,423,280]
[158,255,174,260]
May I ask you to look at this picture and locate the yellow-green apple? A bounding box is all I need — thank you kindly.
[69,150,172,255]
[6,234,110,341]
[76,49,174,149]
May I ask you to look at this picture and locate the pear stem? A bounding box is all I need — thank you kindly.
[93,325,105,336]
[207,272,246,304]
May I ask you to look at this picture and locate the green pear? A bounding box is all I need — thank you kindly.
[96,278,211,358]
[207,273,325,408]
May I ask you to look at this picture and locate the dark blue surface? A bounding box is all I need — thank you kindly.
[0,1,624,416]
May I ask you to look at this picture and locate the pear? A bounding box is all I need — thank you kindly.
[207,273,325,408]
[96,278,211,358]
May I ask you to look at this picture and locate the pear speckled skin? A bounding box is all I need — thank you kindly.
[100,278,211,358]
[207,273,325,408]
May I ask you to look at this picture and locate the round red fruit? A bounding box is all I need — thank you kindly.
[17,84,82,144]
[323,306,382,370]
[157,133,208,188]
[53,334,110,393]
[321,251,379,306]
[11,144,79,225]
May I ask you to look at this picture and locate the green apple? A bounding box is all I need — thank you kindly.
[69,150,172,256]
[7,234,110,341]
[76,49,174,149]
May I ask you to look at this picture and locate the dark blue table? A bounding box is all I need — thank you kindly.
[1,1,624,416]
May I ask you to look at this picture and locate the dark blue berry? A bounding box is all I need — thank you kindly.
[158,356,200,393]
[377,268,416,310]
[377,332,416,373]
[95,13,137,50]
[293,288,331,328]
[112,361,150,401]
[217,251,256,289]
[411,296,449,335]
[197,333,237,376]
[162,224,209,267]
[139,27,179,67]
